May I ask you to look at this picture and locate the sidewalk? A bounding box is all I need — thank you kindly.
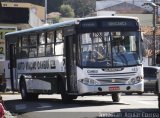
[0,91,19,95]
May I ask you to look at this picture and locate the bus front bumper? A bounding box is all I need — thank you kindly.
[78,81,144,94]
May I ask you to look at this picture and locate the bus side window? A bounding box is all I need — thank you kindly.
[20,49,28,58]
[20,36,29,58]
[29,34,38,58]
[46,31,54,56]
[29,48,37,58]
[38,32,45,57]
[55,30,63,55]
[46,44,54,56]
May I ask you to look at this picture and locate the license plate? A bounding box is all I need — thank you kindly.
[109,86,120,91]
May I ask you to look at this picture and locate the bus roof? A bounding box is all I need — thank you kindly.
[5,16,139,37]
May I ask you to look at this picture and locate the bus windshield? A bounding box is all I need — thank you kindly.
[79,31,141,68]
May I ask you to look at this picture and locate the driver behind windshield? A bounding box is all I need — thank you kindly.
[112,37,126,54]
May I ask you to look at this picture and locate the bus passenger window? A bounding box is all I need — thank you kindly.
[38,32,46,57]
[22,36,28,47]
[39,33,45,44]
[29,48,37,58]
[46,31,54,56]
[55,43,63,55]
[47,32,54,43]
[46,44,54,56]
[55,30,63,55]
[56,30,62,42]
[20,49,28,58]
[38,45,45,57]
[30,35,37,46]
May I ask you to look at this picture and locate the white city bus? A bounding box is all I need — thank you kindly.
[5,16,144,102]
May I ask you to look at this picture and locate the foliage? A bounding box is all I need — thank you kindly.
[66,0,96,17]
[52,16,60,23]
[60,4,75,17]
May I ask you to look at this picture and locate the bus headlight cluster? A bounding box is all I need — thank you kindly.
[79,78,101,85]
[128,76,142,84]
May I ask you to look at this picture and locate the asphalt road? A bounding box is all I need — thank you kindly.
[1,93,160,118]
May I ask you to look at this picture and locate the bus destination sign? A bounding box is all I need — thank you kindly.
[107,21,127,26]
[81,21,97,28]
[102,20,137,28]
[79,18,139,33]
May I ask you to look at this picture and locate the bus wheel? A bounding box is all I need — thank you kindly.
[71,95,77,99]
[125,93,132,95]
[158,93,160,109]
[60,83,77,102]
[137,92,143,95]
[61,94,77,102]
[20,80,29,101]
[29,93,39,101]
[154,81,158,94]
[20,80,38,101]
[1,83,6,93]
[112,93,121,102]
[59,79,77,102]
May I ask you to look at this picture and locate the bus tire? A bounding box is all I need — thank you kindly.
[1,83,6,93]
[20,79,39,101]
[137,92,143,95]
[29,93,39,101]
[61,94,77,103]
[158,93,160,109]
[59,77,77,102]
[154,81,158,94]
[112,93,121,102]
[125,93,132,95]
[60,86,77,102]
[20,79,30,101]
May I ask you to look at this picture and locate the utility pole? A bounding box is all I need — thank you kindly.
[153,0,157,65]
[44,0,47,24]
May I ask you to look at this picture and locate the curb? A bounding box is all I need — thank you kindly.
[0,92,20,95]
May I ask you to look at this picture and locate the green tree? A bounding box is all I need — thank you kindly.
[52,16,60,23]
[67,0,96,17]
[60,4,75,17]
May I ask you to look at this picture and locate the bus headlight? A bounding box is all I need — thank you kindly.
[128,76,142,84]
[79,78,101,85]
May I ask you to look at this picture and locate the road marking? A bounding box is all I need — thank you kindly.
[37,103,52,109]
[136,100,157,105]
[15,104,27,110]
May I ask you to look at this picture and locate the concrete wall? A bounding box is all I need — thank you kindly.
[29,9,43,27]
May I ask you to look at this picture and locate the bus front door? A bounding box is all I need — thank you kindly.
[65,35,78,93]
[9,44,17,92]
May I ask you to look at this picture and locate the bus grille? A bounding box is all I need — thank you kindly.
[88,72,136,84]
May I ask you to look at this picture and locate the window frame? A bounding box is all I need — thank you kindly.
[46,31,55,56]
[55,29,64,56]
[28,33,38,58]
[38,32,46,57]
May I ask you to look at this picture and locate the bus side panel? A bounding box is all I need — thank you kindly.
[25,78,52,92]
[17,56,65,74]
[17,56,65,93]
